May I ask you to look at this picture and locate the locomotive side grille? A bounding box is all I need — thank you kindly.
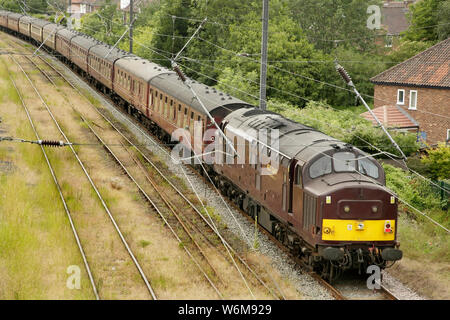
[303,193,317,231]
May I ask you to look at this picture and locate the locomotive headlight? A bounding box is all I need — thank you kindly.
[372,206,378,213]
[323,227,331,234]
[344,205,350,213]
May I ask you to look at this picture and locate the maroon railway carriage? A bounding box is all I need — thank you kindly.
[70,35,98,76]
[88,44,127,93]
[18,16,33,38]
[6,13,23,33]
[55,28,77,63]
[42,23,65,51]
[0,11,8,29]
[30,19,51,44]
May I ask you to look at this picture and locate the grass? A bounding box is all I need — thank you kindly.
[0,58,95,299]
[139,240,151,248]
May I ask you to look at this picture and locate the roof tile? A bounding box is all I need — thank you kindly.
[371,38,450,88]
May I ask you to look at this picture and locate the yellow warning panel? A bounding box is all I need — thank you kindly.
[322,219,395,241]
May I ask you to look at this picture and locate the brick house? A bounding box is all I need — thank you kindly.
[68,0,104,16]
[379,0,416,49]
[371,37,450,145]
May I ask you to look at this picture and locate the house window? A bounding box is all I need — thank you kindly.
[385,35,393,48]
[397,89,405,105]
[409,90,417,110]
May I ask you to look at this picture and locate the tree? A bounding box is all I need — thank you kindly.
[148,0,192,67]
[402,0,450,42]
[80,0,126,46]
[421,144,450,180]
[288,0,382,54]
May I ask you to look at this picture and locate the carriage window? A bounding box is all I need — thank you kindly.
[178,104,181,111]
[191,112,194,119]
[309,156,332,178]
[358,158,379,179]
[184,108,188,115]
[333,152,356,172]
[160,94,163,99]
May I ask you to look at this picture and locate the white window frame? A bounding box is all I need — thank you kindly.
[447,129,450,143]
[397,89,405,105]
[385,35,393,48]
[409,90,417,110]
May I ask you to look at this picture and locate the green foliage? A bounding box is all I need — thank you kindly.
[383,164,442,211]
[147,0,192,67]
[402,0,450,42]
[79,0,126,46]
[289,0,382,54]
[421,143,450,180]
[269,100,420,157]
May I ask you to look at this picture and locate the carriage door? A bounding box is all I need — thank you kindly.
[288,160,296,213]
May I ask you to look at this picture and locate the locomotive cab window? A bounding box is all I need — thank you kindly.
[309,156,332,179]
[358,158,379,179]
[333,152,356,172]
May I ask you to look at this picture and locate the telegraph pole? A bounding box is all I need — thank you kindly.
[129,0,133,53]
[259,0,269,110]
[68,0,71,29]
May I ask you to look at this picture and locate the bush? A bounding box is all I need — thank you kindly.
[269,100,420,157]
[421,143,450,180]
[383,164,442,211]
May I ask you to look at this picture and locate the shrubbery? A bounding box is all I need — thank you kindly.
[268,100,420,157]
[420,143,450,180]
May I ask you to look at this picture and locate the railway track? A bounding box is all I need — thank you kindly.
[36,46,396,301]
[3,35,286,300]
[3,34,399,300]
[5,51,158,300]
[4,60,100,301]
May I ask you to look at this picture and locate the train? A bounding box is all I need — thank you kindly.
[0,10,402,281]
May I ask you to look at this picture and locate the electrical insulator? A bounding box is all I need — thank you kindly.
[172,64,187,83]
[335,63,354,87]
[36,140,67,147]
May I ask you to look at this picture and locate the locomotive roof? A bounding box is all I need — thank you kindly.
[115,55,173,82]
[71,35,100,50]
[223,107,348,164]
[90,44,129,63]
[7,13,23,20]
[149,73,251,114]
[30,18,51,28]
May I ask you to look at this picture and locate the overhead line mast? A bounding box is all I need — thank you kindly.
[129,0,133,53]
[259,0,269,110]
